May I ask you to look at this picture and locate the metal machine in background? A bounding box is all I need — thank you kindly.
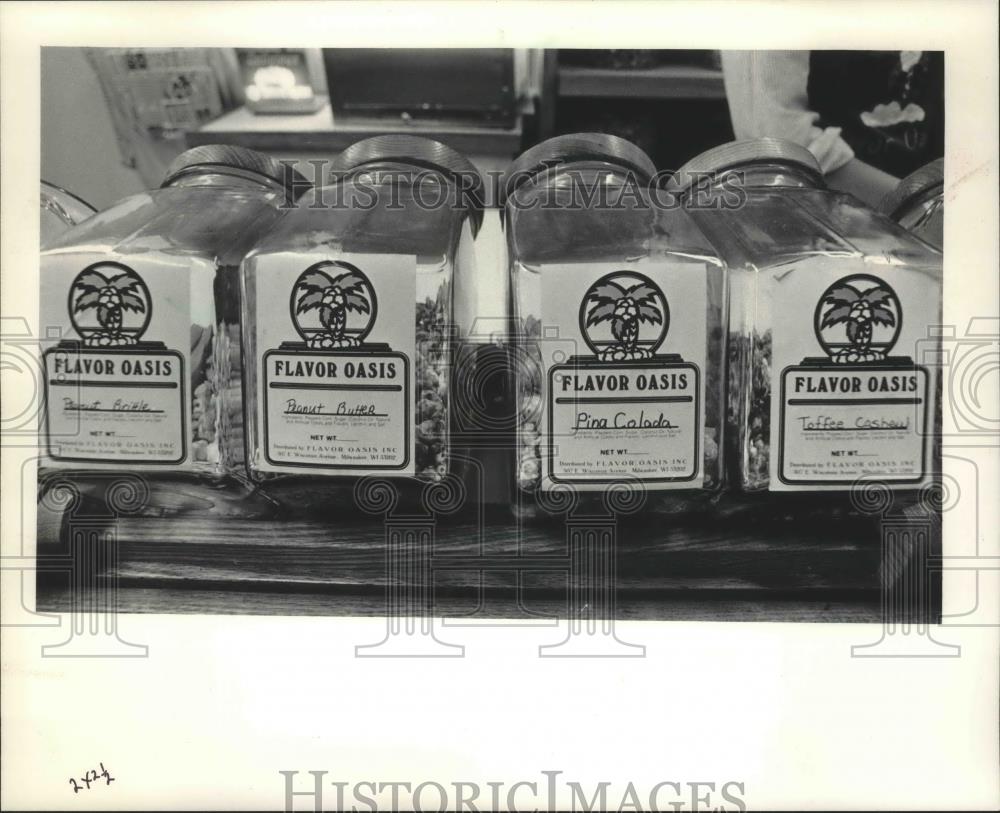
[323,48,517,127]
[236,48,326,115]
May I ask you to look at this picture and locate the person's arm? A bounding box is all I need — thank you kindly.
[824,157,899,208]
[720,50,897,204]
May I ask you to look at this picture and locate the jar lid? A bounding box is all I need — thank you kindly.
[501,132,657,207]
[329,135,484,234]
[879,158,944,219]
[162,144,308,202]
[670,137,823,194]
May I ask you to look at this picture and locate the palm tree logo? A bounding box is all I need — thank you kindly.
[815,274,902,364]
[68,262,150,347]
[291,260,376,349]
[580,272,669,362]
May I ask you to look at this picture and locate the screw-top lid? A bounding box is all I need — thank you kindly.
[670,137,824,194]
[879,158,944,219]
[162,144,309,203]
[501,132,657,207]
[329,135,484,235]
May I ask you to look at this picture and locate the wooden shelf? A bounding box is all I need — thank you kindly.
[558,65,726,100]
[187,103,523,158]
[35,475,940,622]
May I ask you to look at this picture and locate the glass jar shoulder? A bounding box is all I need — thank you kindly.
[42,186,283,263]
[508,203,720,271]
[251,179,467,260]
[685,186,941,274]
[733,189,942,282]
[793,187,943,265]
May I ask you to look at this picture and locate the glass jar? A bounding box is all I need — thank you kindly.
[39,145,306,475]
[880,158,944,251]
[503,134,727,518]
[40,180,97,248]
[675,138,942,492]
[241,135,483,509]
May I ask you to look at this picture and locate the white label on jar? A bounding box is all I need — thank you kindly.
[537,262,707,490]
[40,255,192,465]
[769,265,938,490]
[253,253,416,475]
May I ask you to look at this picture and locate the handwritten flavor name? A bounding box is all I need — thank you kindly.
[63,397,152,412]
[797,415,911,430]
[574,410,675,432]
[285,399,378,416]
